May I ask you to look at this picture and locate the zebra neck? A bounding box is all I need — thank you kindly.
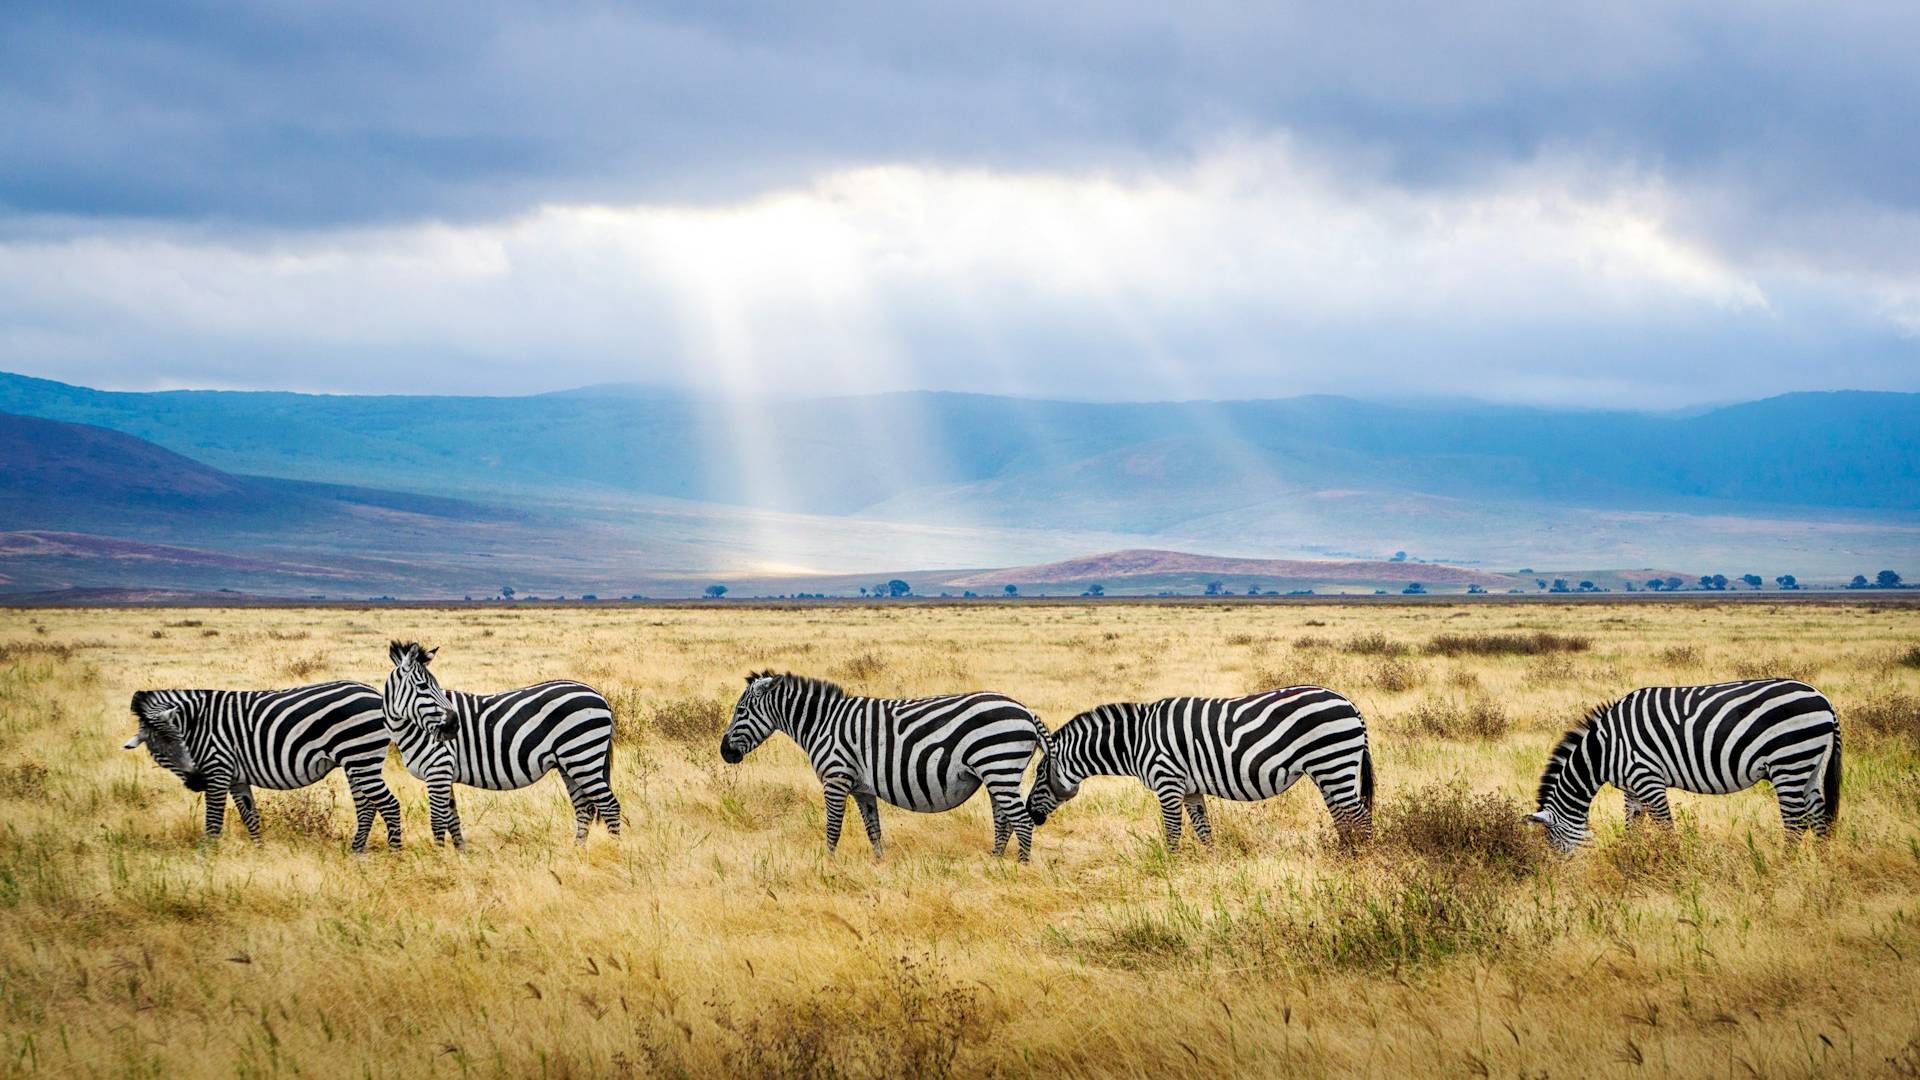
[774,691,846,757]
[1061,703,1146,780]
[1545,725,1606,818]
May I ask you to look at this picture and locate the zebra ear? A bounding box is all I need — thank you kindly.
[389,640,406,666]
[123,731,146,750]
[1526,810,1551,826]
[421,645,438,665]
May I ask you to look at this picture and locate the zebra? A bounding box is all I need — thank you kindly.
[1025,686,1375,849]
[382,641,620,846]
[1529,679,1841,853]
[720,671,1048,862]
[122,682,402,851]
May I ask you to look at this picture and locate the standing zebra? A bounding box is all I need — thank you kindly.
[720,672,1048,861]
[382,641,620,846]
[1530,679,1840,853]
[1025,686,1374,849]
[123,682,402,851]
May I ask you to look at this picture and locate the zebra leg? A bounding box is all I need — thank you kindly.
[563,773,594,843]
[990,799,1011,857]
[427,777,466,849]
[983,778,1035,863]
[596,789,622,837]
[201,777,230,845]
[821,780,851,853]
[853,793,883,858]
[344,763,401,852]
[231,783,264,842]
[1184,793,1214,846]
[1308,768,1373,845]
[1769,764,1823,834]
[1152,784,1185,851]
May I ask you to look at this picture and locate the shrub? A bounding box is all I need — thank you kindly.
[1342,632,1410,657]
[266,629,311,642]
[714,953,990,1080]
[1367,657,1424,693]
[1401,695,1510,740]
[0,760,50,798]
[274,786,337,841]
[282,654,327,679]
[648,696,729,742]
[1657,644,1702,665]
[1898,644,1920,670]
[1380,783,1544,878]
[1425,632,1591,657]
[1852,691,1918,746]
[0,642,73,663]
[835,651,888,682]
[1292,634,1333,651]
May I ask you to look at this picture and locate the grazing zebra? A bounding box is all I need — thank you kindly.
[1025,687,1375,849]
[720,672,1048,861]
[122,682,401,851]
[382,641,620,846]
[1530,679,1841,853]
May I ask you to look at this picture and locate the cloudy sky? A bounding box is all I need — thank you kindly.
[3,2,1917,405]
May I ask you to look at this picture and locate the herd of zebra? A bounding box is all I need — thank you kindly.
[122,640,1843,859]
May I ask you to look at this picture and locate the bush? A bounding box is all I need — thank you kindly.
[1401,695,1510,740]
[835,651,888,682]
[645,696,729,743]
[1657,644,1702,665]
[274,786,337,841]
[1898,644,1920,670]
[1380,783,1544,878]
[1852,691,1918,745]
[1342,632,1410,657]
[1425,632,1591,657]
[0,642,74,663]
[282,654,328,679]
[1367,657,1424,693]
[713,953,991,1080]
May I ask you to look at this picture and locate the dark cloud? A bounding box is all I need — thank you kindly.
[5,2,1917,232]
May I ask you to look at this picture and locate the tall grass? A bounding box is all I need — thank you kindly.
[0,600,1917,1076]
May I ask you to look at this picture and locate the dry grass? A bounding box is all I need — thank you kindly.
[1,600,1918,1077]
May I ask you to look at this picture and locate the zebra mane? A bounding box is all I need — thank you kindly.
[1534,707,1606,810]
[129,689,160,717]
[747,670,848,699]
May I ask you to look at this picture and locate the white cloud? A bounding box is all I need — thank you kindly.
[0,139,1909,403]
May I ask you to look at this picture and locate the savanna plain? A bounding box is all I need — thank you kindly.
[3,600,1919,1078]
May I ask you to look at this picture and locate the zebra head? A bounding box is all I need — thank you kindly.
[1529,720,1601,853]
[127,690,203,790]
[1024,727,1085,828]
[385,640,455,740]
[721,672,781,764]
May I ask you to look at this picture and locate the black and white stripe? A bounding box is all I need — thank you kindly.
[1025,686,1375,848]
[720,671,1048,861]
[383,641,620,846]
[1530,679,1841,852]
[123,682,400,851]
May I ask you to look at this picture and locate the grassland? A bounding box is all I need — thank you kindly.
[2,600,1918,1078]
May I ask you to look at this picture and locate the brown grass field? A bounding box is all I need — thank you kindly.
[2,600,1919,1078]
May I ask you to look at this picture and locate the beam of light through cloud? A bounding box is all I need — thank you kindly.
[0,139,1913,405]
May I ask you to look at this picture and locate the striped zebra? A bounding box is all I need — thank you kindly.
[382,641,620,846]
[1025,686,1375,849]
[122,682,401,851]
[720,672,1048,861]
[1530,679,1841,853]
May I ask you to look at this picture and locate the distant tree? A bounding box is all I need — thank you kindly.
[1517,568,1534,575]
[872,583,889,598]
[581,594,598,601]
[886,579,911,598]
[1402,582,1426,595]
[1645,578,1664,591]
[962,590,978,598]
[1204,581,1225,596]
[1740,574,1764,589]
[704,584,728,599]
[1003,584,1018,597]
[1391,551,1408,563]
[1466,583,1486,594]
[1712,574,1728,590]
[500,585,516,600]
[1877,570,1904,589]
[1246,583,1261,596]
[1775,574,1798,590]
[1550,578,1570,593]
[1536,579,1548,590]
[1850,574,1870,589]
[1664,576,1684,592]
[1085,583,1105,597]
[1577,580,1597,592]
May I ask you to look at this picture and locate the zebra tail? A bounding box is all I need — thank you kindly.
[1821,727,1842,831]
[1359,742,1375,814]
